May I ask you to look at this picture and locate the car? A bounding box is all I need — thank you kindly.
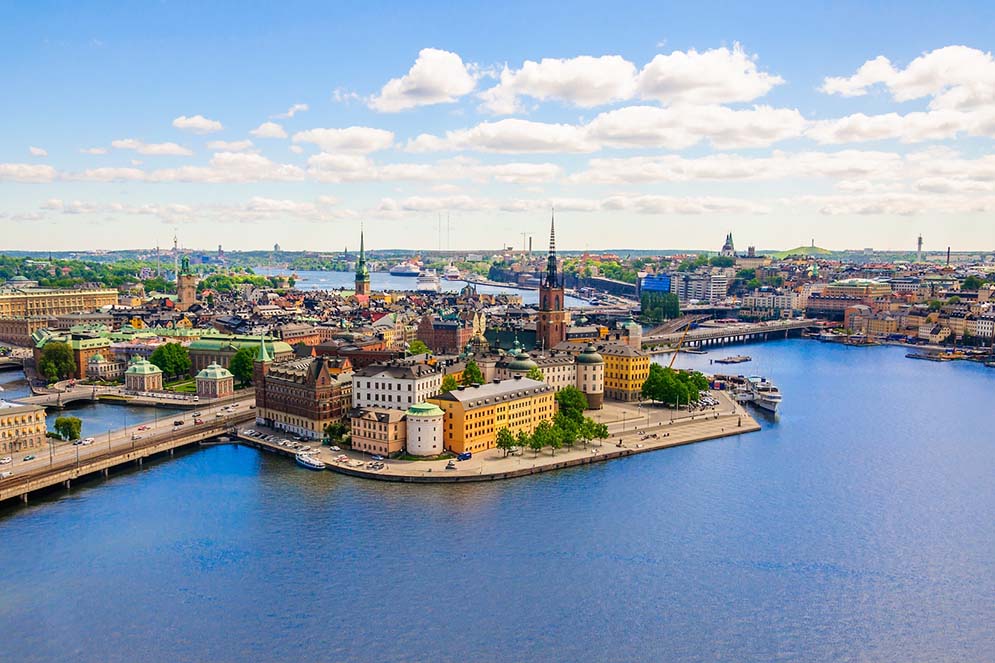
[81,437,94,446]
[194,419,204,424]
[330,446,341,452]
[173,420,185,426]
[445,461,457,470]
[131,434,143,440]
[23,455,36,461]
[0,456,11,465]
[138,425,151,431]
[215,412,224,418]
[371,455,385,461]
[191,412,202,418]
[457,452,472,461]
[249,404,256,409]
[0,471,12,479]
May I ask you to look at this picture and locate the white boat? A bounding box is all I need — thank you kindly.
[416,270,441,292]
[748,376,782,413]
[443,263,461,280]
[390,261,421,277]
[295,453,326,470]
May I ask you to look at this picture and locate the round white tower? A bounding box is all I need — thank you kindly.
[575,343,604,409]
[405,402,445,456]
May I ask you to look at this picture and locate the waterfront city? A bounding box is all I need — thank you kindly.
[2,3,995,661]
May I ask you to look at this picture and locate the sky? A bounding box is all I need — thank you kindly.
[3,0,995,253]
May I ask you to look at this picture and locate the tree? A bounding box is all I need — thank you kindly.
[962,275,985,290]
[496,427,516,457]
[585,419,609,446]
[641,291,680,322]
[149,343,191,379]
[527,423,547,457]
[555,386,588,423]
[54,416,82,441]
[229,346,257,386]
[525,366,545,381]
[407,339,431,356]
[461,359,484,386]
[554,412,578,449]
[323,421,348,445]
[38,342,76,383]
[440,374,459,393]
[547,424,563,456]
[709,256,735,268]
[515,429,531,452]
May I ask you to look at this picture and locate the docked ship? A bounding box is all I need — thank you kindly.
[295,453,326,470]
[416,270,441,292]
[443,263,461,280]
[389,261,421,277]
[747,376,782,413]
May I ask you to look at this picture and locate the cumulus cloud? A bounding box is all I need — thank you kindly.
[80,147,108,155]
[479,55,638,114]
[821,45,995,111]
[805,108,995,144]
[0,163,57,182]
[375,193,768,216]
[206,139,254,152]
[271,103,309,119]
[172,114,224,134]
[369,48,477,112]
[249,121,288,138]
[111,138,193,156]
[29,146,48,157]
[408,118,595,153]
[292,126,394,153]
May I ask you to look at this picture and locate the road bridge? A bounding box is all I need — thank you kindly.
[645,314,713,336]
[643,319,815,349]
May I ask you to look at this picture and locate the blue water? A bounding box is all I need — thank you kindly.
[1,340,994,662]
[255,267,591,307]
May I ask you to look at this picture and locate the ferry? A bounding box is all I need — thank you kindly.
[748,376,782,413]
[443,263,461,280]
[416,270,441,292]
[389,261,421,277]
[295,453,326,470]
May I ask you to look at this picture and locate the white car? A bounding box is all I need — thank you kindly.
[0,456,11,465]
[0,471,12,479]
[81,437,95,445]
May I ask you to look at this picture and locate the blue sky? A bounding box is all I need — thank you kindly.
[3,1,995,252]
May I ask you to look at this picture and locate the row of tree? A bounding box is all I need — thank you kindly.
[640,291,681,323]
[640,363,709,407]
[495,386,609,457]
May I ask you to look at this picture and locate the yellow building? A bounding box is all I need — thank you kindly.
[0,286,118,319]
[0,403,47,454]
[600,342,651,402]
[825,279,892,300]
[428,377,556,454]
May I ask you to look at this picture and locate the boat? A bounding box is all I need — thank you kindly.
[443,263,461,280]
[748,376,782,413]
[683,349,708,355]
[715,355,751,364]
[295,453,326,470]
[390,261,421,277]
[416,270,441,292]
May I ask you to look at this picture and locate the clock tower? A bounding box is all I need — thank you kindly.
[537,212,569,350]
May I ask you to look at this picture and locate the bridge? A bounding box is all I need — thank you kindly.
[0,406,254,504]
[645,314,713,337]
[15,387,249,409]
[0,356,24,371]
[643,319,815,349]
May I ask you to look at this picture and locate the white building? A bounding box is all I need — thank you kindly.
[670,272,729,304]
[405,402,445,456]
[351,363,443,410]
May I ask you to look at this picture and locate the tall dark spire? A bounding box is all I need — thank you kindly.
[545,209,558,287]
[356,226,369,280]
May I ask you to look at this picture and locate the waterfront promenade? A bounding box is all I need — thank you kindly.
[238,391,760,483]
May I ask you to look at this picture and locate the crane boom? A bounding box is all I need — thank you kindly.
[668,322,693,369]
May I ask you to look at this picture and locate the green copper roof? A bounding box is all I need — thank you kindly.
[196,362,234,380]
[507,351,539,371]
[576,343,604,364]
[406,402,444,417]
[356,230,370,280]
[256,335,272,362]
[125,358,162,375]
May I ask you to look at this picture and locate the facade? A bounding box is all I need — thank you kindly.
[0,285,117,320]
[188,334,293,373]
[33,331,114,380]
[355,230,371,297]
[124,358,164,392]
[351,362,443,410]
[416,315,476,355]
[537,215,569,350]
[428,377,556,454]
[825,279,892,300]
[670,272,729,304]
[600,343,651,402]
[255,355,353,440]
[195,363,235,399]
[0,317,49,346]
[492,341,604,409]
[86,353,126,381]
[405,402,445,456]
[176,257,198,311]
[0,402,47,454]
[350,407,406,456]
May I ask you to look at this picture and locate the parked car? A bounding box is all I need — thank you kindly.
[0,471,12,479]
[138,425,151,431]
[132,434,143,440]
[215,412,224,418]
[173,420,185,426]
[194,419,204,424]
[191,412,202,418]
[0,456,11,465]
[371,455,385,461]
[457,452,472,461]
[81,437,94,445]
[23,455,35,461]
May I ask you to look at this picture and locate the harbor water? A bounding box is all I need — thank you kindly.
[1,340,994,661]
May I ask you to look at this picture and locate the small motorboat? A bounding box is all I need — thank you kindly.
[295,453,326,470]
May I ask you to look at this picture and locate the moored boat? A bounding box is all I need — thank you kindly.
[295,453,326,470]
[390,261,421,277]
[416,270,441,292]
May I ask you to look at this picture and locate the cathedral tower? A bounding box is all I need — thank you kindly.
[537,212,569,350]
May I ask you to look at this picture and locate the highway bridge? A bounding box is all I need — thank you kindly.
[0,404,254,504]
[645,314,713,337]
[643,319,815,349]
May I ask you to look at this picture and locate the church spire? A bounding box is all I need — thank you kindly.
[545,208,559,287]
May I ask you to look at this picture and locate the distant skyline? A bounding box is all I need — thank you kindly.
[3,1,995,252]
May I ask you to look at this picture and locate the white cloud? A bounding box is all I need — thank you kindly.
[80,147,108,155]
[111,138,193,156]
[636,43,784,105]
[172,114,224,134]
[0,163,58,182]
[369,48,477,112]
[289,145,304,154]
[407,118,595,153]
[29,146,48,157]
[479,55,638,114]
[802,192,995,216]
[332,87,361,103]
[206,139,254,152]
[805,108,995,144]
[271,103,309,119]
[822,46,995,111]
[249,121,288,138]
[375,193,768,216]
[292,126,394,153]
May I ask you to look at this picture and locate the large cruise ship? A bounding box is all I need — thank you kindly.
[747,376,782,413]
[443,263,461,280]
[389,261,421,277]
[416,270,441,292]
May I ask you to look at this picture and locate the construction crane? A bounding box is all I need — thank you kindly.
[668,322,693,369]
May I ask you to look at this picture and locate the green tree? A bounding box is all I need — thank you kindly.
[547,423,563,456]
[229,346,257,386]
[54,416,82,441]
[585,418,609,446]
[962,275,984,290]
[554,412,578,449]
[555,385,589,423]
[515,429,531,451]
[525,366,544,381]
[407,339,431,356]
[641,291,680,322]
[149,342,192,379]
[440,374,459,393]
[528,423,548,457]
[496,427,516,457]
[461,359,484,386]
[38,341,76,383]
[709,256,735,268]
[323,421,348,445]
